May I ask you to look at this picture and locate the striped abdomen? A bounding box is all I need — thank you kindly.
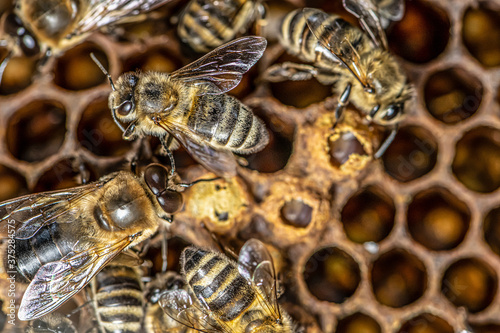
[16,223,75,282]
[279,9,368,71]
[94,265,144,333]
[182,247,256,324]
[188,94,268,154]
[178,0,258,53]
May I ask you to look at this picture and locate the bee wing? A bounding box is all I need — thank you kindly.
[71,0,172,36]
[154,119,239,178]
[0,182,106,239]
[343,0,405,50]
[17,233,140,321]
[159,290,233,333]
[170,36,267,95]
[303,8,370,89]
[238,239,282,320]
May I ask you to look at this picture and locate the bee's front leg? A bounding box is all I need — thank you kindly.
[333,83,352,129]
[160,135,177,177]
[261,62,318,82]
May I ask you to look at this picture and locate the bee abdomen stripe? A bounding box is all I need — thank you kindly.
[192,263,233,299]
[183,248,211,274]
[97,293,143,307]
[96,276,142,292]
[213,100,239,146]
[207,275,255,321]
[226,104,253,149]
[189,97,223,142]
[189,256,223,285]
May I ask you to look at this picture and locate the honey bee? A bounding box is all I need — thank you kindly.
[158,239,294,333]
[144,271,191,333]
[263,1,412,158]
[92,36,269,178]
[88,264,144,333]
[0,163,203,321]
[26,313,77,333]
[0,0,172,82]
[177,0,267,53]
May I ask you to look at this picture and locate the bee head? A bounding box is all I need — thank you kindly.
[369,82,413,126]
[144,163,184,217]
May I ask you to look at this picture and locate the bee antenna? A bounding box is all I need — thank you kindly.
[0,49,13,87]
[90,52,115,91]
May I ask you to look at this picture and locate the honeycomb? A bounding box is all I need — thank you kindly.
[1,0,500,332]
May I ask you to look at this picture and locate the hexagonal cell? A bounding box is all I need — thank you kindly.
[407,187,470,251]
[269,54,333,109]
[54,43,109,90]
[303,247,361,303]
[245,112,294,173]
[123,47,181,73]
[0,165,28,201]
[382,126,438,182]
[6,100,66,162]
[329,132,368,168]
[484,206,500,258]
[77,97,132,157]
[463,4,500,67]
[441,257,498,313]
[470,323,500,333]
[280,199,313,228]
[424,67,483,124]
[370,249,427,308]
[34,159,89,192]
[388,0,450,63]
[341,185,395,244]
[336,312,381,333]
[397,313,453,333]
[452,126,500,193]
[0,49,37,95]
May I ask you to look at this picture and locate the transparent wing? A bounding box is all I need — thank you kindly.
[303,8,370,89]
[153,118,239,178]
[170,36,267,95]
[71,0,172,36]
[17,233,140,321]
[0,182,106,239]
[238,239,282,321]
[343,0,405,50]
[159,289,232,333]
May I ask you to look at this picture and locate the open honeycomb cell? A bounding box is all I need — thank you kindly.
[1,0,500,332]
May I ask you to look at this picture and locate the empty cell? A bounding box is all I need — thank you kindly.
[397,313,453,333]
[388,0,450,64]
[441,258,497,313]
[371,249,427,308]
[303,247,361,303]
[336,312,381,333]
[77,98,132,157]
[6,100,66,162]
[382,126,438,182]
[245,112,293,173]
[0,49,36,95]
[281,199,313,228]
[0,165,28,201]
[463,4,500,67]
[341,186,395,244]
[34,159,94,192]
[407,187,470,251]
[452,126,500,193]
[484,206,500,258]
[54,43,109,91]
[424,68,482,124]
[470,323,500,333]
[123,47,181,73]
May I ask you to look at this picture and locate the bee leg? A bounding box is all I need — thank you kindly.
[254,2,268,36]
[160,135,177,177]
[161,223,169,273]
[374,124,398,159]
[261,62,317,82]
[333,83,352,129]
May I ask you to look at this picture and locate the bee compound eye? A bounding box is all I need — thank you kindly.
[20,33,40,57]
[382,104,402,121]
[157,190,183,215]
[4,13,23,36]
[144,164,168,195]
[117,100,133,116]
